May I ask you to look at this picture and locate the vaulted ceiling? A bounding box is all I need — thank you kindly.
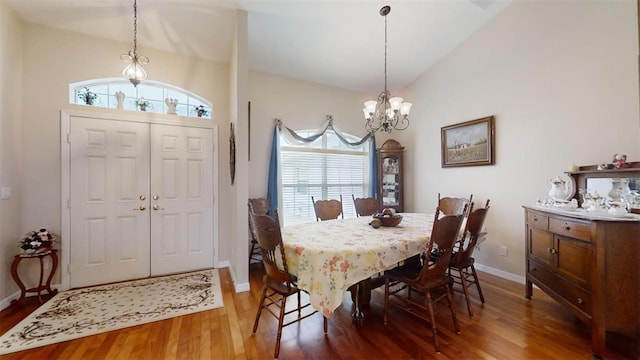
[5,0,511,93]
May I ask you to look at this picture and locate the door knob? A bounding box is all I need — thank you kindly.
[152,205,164,211]
[134,205,146,211]
[139,195,146,201]
[153,195,160,200]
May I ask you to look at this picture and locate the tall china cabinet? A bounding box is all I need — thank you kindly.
[523,162,640,359]
[377,139,404,213]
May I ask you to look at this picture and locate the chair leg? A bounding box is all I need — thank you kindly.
[425,291,441,353]
[383,277,389,325]
[252,285,268,333]
[274,295,288,359]
[446,284,461,334]
[458,267,474,317]
[249,241,256,264]
[471,265,485,303]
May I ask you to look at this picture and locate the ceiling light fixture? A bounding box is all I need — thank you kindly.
[121,0,149,87]
[363,5,412,134]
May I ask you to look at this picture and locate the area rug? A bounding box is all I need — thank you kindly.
[0,268,223,355]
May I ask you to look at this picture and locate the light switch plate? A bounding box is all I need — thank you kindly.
[1,186,11,199]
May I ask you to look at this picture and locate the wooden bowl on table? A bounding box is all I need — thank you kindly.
[372,213,403,227]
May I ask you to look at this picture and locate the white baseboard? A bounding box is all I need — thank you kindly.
[475,263,525,284]
[217,261,250,293]
[0,284,63,312]
[234,282,250,292]
[0,291,19,312]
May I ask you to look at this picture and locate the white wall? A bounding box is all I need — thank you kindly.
[248,71,374,198]
[0,1,25,305]
[401,1,640,276]
[228,10,250,291]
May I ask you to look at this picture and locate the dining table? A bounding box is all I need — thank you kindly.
[280,212,436,325]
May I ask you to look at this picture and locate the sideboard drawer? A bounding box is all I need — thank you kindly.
[528,261,591,316]
[527,212,549,230]
[549,218,591,242]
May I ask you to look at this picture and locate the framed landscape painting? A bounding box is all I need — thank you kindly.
[441,116,495,168]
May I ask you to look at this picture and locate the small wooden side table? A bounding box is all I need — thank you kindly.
[11,249,58,304]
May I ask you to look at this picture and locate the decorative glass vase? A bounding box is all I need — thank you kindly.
[608,178,631,212]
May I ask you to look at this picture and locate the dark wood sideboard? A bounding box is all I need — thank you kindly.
[524,162,640,358]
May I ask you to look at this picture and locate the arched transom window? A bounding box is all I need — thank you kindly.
[68,78,212,119]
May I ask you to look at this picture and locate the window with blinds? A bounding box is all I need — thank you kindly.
[280,130,370,226]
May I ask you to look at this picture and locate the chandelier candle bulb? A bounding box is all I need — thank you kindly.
[364,101,377,116]
[400,102,412,115]
[389,97,403,111]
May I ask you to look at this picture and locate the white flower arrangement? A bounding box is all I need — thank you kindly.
[19,228,58,254]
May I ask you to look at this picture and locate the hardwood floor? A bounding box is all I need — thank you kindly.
[1,265,637,359]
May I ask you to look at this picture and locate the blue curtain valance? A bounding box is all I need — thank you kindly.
[267,116,378,214]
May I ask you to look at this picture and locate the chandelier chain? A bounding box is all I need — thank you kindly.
[133,0,138,55]
[384,12,387,93]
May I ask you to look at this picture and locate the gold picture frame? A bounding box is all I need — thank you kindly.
[441,116,495,168]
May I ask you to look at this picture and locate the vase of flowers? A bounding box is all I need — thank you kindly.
[77,87,98,105]
[137,98,151,112]
[194,105,209,118]
[19,229,58,255]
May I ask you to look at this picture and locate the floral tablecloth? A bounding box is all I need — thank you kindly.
[281,213,435,317]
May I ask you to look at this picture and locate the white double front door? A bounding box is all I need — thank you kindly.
[68,116,214,288]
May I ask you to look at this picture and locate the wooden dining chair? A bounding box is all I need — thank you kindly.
[248,197,270,265]
[312,195,344,221]
[249,207,328,359]
[438,193,473,215]
[449,199,490,317]
[383,207,466,353]
[352,195,379,217]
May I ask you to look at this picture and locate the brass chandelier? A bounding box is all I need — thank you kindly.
[363,5,412,134]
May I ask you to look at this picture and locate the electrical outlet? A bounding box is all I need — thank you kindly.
[500,246,508,257]
[1,186,11,200]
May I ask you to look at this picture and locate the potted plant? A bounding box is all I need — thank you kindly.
[77,87,98,105]
[194,105,209,118]
[137,97,151,111]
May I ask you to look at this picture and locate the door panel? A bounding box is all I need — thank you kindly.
[69,117,151,288]
[150,124,214,275]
